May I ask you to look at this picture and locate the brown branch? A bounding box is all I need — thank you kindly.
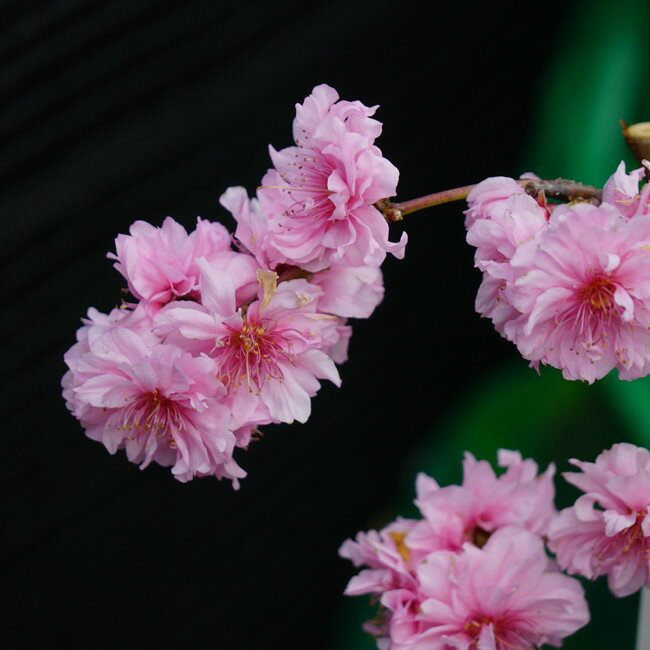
[377,178,603,221]
[522,179,602,203]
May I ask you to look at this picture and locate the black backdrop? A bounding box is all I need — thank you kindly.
[3,1,569,648]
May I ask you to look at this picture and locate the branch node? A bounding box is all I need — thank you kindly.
[376,198,403,222]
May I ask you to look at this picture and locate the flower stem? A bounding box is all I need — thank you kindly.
[637,587,650,650]
[380,178,603,221]
[392,185,478,216]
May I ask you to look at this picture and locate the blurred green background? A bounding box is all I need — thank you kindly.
[333,0,650,647]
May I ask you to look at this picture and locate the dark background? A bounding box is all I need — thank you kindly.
[3,1,570,648]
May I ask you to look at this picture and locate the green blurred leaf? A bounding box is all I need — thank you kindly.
[525,0,650,184]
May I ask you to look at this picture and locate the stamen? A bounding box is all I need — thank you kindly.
[213,315,294,393]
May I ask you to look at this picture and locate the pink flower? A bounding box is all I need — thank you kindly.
[63,323,244,485]
[155,261,341,427]
[221,185,385,320]
[548,442,650,597]
[388,528,589,649]
[340,451,560,647]
[325,320,352,364]
[340,450,556,577]
[109,216,258,313]
[507,202,650,382]
[407,450,556,557]
[256,84,406,271]
[466,192,547,334]
[312,263,384,318]
[602,161,647,219]
[339,517,419,597]
[62,305,157,415]
[464,176,528,228]
[220,186,279,269]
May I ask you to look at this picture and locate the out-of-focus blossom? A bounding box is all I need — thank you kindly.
[340,451,561,647]
[602,161,647,219]
[407,450,556,557]
[256,84,406,271]
[549,442,650,597]
[339,517,420,597]
[385,528,589,650]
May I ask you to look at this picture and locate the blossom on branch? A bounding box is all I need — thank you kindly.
[63,84,401,484]
[466,162,650,382]
[256,84,406,271]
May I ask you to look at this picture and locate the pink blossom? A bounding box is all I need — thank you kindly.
[506,202,650,382]
[387,528,589,649]
[339,517,419,597]
[326,320,352,364]
[109,216,258,313]
[602,161,646,219]
[63,324,244,484]
[340,450,556,578]
[312,263,384,318]
[221,185,386,320]
[407,450,556,558]
[466,192,547,334]
[256,84,406,271]
[464,176,528,228]
[340,452,560,647]
[548,442,650,597]
[62,305,157,415]
[220,186,278,269]
[154,261,341,427]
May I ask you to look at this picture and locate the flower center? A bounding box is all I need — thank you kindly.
[464,615,536,649]
[270,148,337,221]
[561,273,623,340]
[215,317,294,392]
[117,389,184,447]
[579,275,617,312]
[595,510,650,562]
[468,525,491,549]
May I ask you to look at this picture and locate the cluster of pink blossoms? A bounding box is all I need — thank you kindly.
[341,443,650,648]
[466,162,650,382]
[340,450,590,649]
[62,84,405,485]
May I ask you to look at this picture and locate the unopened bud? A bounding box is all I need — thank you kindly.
[621,120,650,176]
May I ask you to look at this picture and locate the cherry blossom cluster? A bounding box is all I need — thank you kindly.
[340,449,590,649]
[465,162,650,383]
[62,84,405,485]
[341,443,650,648]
